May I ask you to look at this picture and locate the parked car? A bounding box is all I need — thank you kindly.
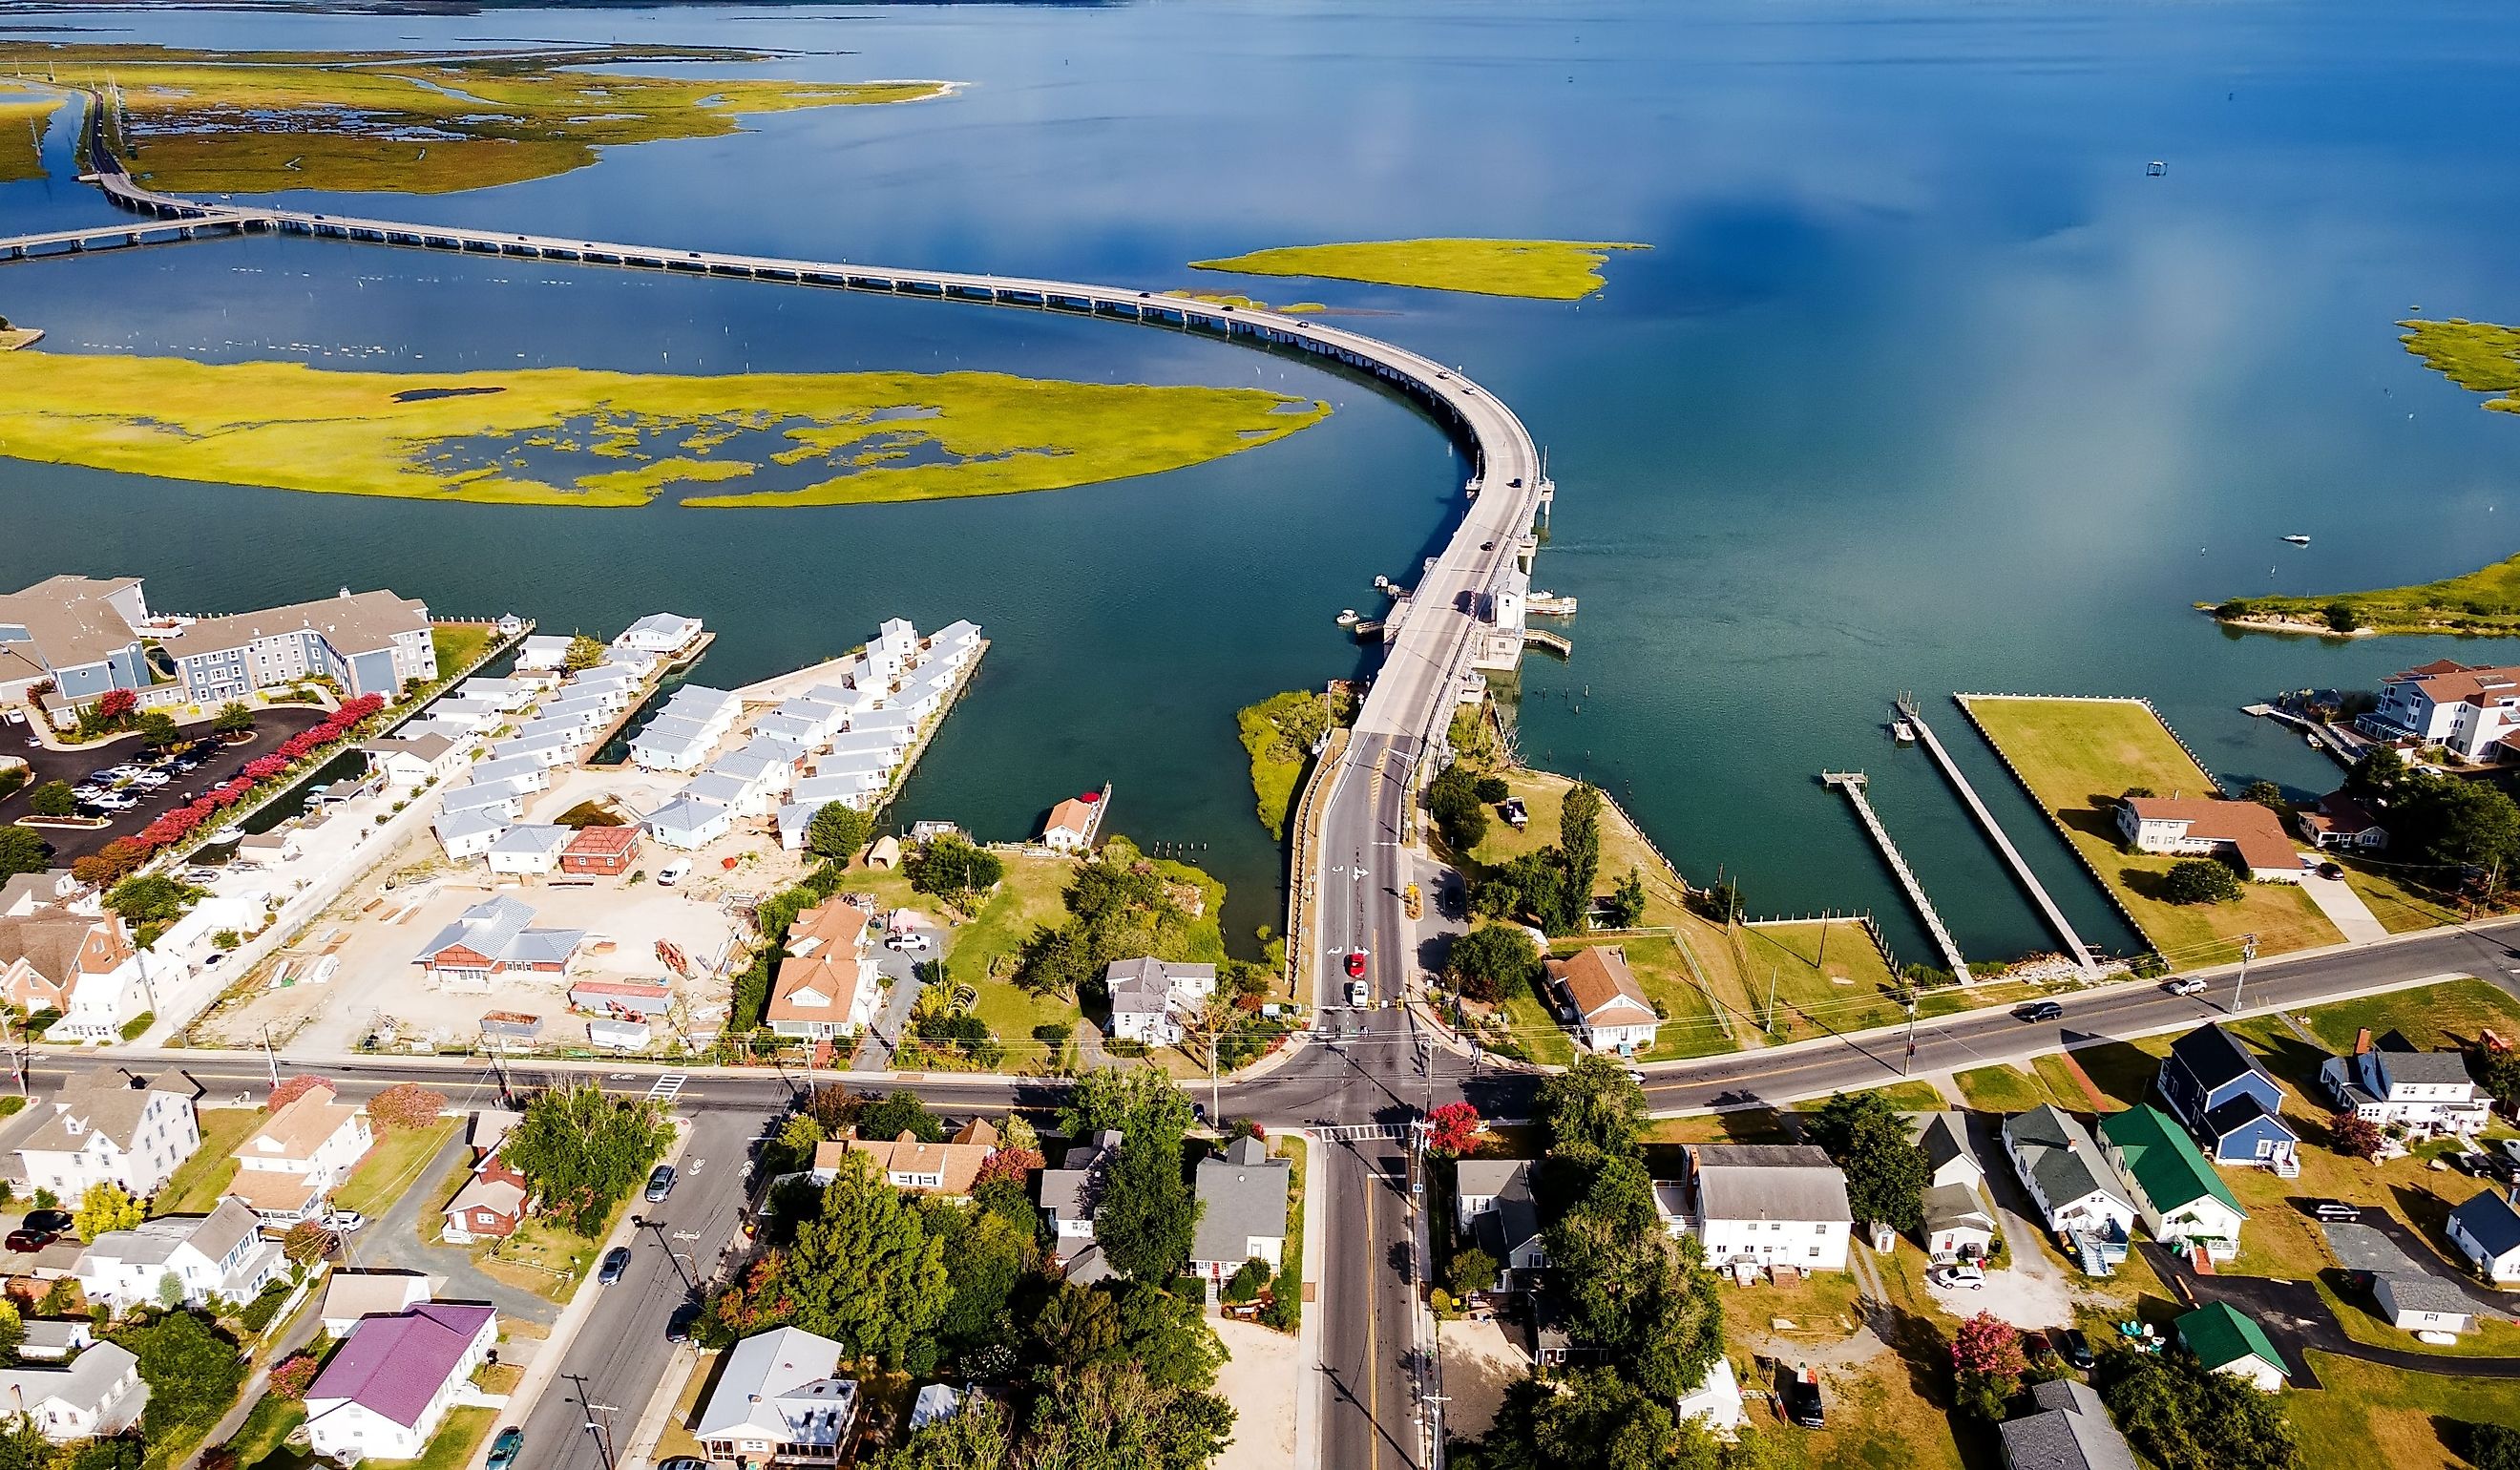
[1783,1367,1825,1428]
[645,1165,677,1203]
[1930,1265,1984,1290]
[2018,1000,2065,1022]
[327,1210,366,1233]
[4,1229,54,1253]
[2166,977,2207,998]
[597,1247,632,1286]
[2052,1327,2095,1371]
[658,1460,708,1470]
[486,1427,525,1470]
[665,1305,698,1345]
[2318,861,2345,879]
[885,932,934,954]
[2309,1199,2362,1222]
[20,1209,71,1236]
[657,859,692,887]
[2497,1139,2520,1166]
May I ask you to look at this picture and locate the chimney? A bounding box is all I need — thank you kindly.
[2355,1027,2374,1057]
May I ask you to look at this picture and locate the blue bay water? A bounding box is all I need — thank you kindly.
[2,0,2517,963]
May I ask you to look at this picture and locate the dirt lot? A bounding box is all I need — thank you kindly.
[1213,1317,1300,1470]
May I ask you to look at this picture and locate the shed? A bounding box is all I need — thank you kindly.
[868,835,902,870]
[559,823,640,876]
[2373,1271,2476,1334]
[588,1017,653,1051]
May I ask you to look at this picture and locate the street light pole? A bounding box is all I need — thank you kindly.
[564,1373,620,1470]
[2230,934,2258,1013]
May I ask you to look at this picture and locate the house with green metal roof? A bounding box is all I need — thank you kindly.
[2174,1301,2287,1393]
[2099,1105,2247,1259]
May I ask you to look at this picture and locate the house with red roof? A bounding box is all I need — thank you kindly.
[2115,797,2305,882]
[2360,659,2520,761]
[303,1302,499,1461]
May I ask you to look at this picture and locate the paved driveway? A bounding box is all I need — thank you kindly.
[1960,1113,2079,1327]
[849,947,924,1072]
[343,1127,557,1326]
[2299,871,2389,946]
[2141,1242,2520,1382]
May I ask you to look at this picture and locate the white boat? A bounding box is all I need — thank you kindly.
[2282,535,2311,546]
[1335,609,1358,626]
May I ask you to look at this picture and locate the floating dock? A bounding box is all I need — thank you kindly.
[1899,696,2098,975]
[1820,770,1971,981]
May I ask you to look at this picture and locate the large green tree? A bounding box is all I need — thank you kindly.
[499,1082,673,1236]
[870,1396,1017,1470]
[1537,1054,1648,1157]
[0,829,44,882]
[1096,1128,1200,1282]
[1019,1362,1234,1470]
[1804,1089,1930,1232]
[788,1152,952,1370]
[1456,1369,1727,1470]
[114,1310,245,1440]
[808,801,872,863]
[1445,924,1541,1002]
[2101,1348,2299,1470]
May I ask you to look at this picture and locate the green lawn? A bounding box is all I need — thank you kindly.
[2291,1351,2520,1470]
[1272,1136,1306,1331]
[1498,975,1577,1068]
[1236,689,1335,841]
[216,1395,308,1470]
[1951,1064,2055,1113]
[410,1407,500,1470]
[153,1107,262,1216]
[1961,696,2342,963]
[2280,976,2520,1055]
[1788,1081,1946,1113]
[429,623,495,678]
[2061,1036,2174,1110]
[1188,238,1649,302]
[1736,920,1908,1039]
[843,852,1082,1045]
[332,1119,459,1220]
[2338,859,2466,933]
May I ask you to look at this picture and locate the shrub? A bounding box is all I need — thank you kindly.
[267,1349,320,1399]
[1472,775,1510,804]
[2324,602,2360,633]
[2161,858,2241,905]
[26,781,74,818]
[368,1082,447,1132]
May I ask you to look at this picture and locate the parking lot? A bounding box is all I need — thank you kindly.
[0,706,333,864]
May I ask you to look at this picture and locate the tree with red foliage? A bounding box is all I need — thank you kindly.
[2328,1108,2385,1161]
[698,1248,799,1347]
[282,1220,332,1266]
[1952,1311,2030,1419]
[974,1146,1044,1193]
[95,689,137,723]
[269,1075,329,1111]
[1425,1101,1482,1158]
[368,1082,447,1133]
[267,1350,320,1400]
[71,838,150,888]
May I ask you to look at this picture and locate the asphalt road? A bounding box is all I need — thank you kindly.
[519,1106,767,1470]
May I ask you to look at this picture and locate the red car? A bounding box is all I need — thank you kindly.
[1345,951,1367,979]
[5,1229,56,1253]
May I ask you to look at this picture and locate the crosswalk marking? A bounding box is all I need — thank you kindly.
[647,1073,687,1102]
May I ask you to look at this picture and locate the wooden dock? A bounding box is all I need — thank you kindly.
[1820,770,1971,981]
[1900,696,2098,975]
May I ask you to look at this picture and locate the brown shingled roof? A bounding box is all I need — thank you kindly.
[1545,945,1656,1026]
[2125,796,2300,872]
[768,900,871,1023]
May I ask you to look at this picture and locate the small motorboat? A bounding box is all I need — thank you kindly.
[1334,609,1358,627]
[2282,535,2311,546]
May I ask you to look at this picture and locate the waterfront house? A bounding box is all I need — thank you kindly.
[661,682,743,732]
[767,899,881,1041]
[15,1073,200,1199]
[2321,1027,2493,1136]
[0,1342,145,1444]
[2001,1105,2139,1241]
[452,676,536,711]
[792,767,884,812]
[871,617,920,681]
[2373,1272,2476,1335]
[222,1079,373,1227]
[438,779,529,822]
[1912,1112,1986,1192]
[821,727,909,765]
[629,715,719,774]
[711,750,797,806]
[467,755,552,796]
[751,711,823,748]
[2296,791,2389,851]
[2116,797,2304,881]
[1922,1183,1997,1262]
[485,823,573,878]
[362,732,464,790]
[1454,1159,1544,1291]
[1103,956,1219,1046]
[679,770,760,818]
[1999,1377,2139,1470]
[514,634,573,670]
[928,620,983,668]
[321,1270,435,1338]
[1041,793,1102,852]
[2099,1105,2247,1259]
[813,1119,1000,1197]
[0,575,155,712]
[535,693,615,738]
[2448,1186,2520,1282]
[558,823,640,876]
[2174,1301,2286,1392]
[74,1199,284,1312]
[694,1327,859,1466]
[644,794,734,851]
[431,808,509,863]
[411,896,584,989]
[303,1302,499,1462]
[810,681,881,718]
[775,801,821,852]
[440,1152,532,1245]
[0,913,136,1019]
[2156,1024,2300,1170]
[600,647,663,680]
[613,611,704,656]
[158,587,435,705]
[2358,659,2520,761]
[488,725,578,769]
[1544,945,1660,1054]
[1687,1144,1852,1272]
[1189,1135,1292,1282]
[768,696,849,744]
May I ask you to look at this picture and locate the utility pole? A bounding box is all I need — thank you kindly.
[2230,934,2258,1013]
[1901,995,1919,1076]
[1765,965,1779,1036]
[0,1009,21,1098]
[259,1024,280,1090]
[564,1373,620,1470]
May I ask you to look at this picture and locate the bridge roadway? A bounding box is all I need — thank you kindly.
[11,116,1547,1470]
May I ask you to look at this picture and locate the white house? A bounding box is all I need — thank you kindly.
[630,714,720,773]
[74,1199,285,1311]
[321,1270,436,1338]
[15,1074,200,1198]
[534,693,615,738]
[2175,1301,2286,1393]
[694,1328,859,1467]
[1454,1159,1545,1289]
[767,902,881,1040]
[467,755,552,796]
[2448,1187,2520,1283]
[0,1343,146,1443]
[808,681,880,718]
[1674,1357,1746,1440]
[303,1303,499,1462]
[432,808,510,862]
[870,617,920,682]
[1041,794,1102,852]
[1913,1113,1985,1193]
[822,728,908,765]
[1922,1184,1997,1263]
[2359,660,2520,761]
[1544,945,1660,1054]
[2116,796,2304,882]
[750,712,823,749]
[2322,1027,2495,1135]
[1103,956,1218,1046]
[223,1079,374,1227]
[928,620,983,668]
[660,683,743,734]
[2002,1105,2140,1240]
[645,795,734,851]
[363,733,465,790]
[768,697,848,745]
[488,726,578,770]
[486,824,574,877]
[613,612,704,657]
[1188,1136,1292,1282]
[514,634,575,670]
[775,802,822,852]
[33,932,152,1045]
[682,769,773,820]
[2373,1272,2477,1335]
[2099,1106,2247,1260]
[1688,1144,1852,1272]
[792,767,884,811]
[452,676,536,711]
[438,779,528,822]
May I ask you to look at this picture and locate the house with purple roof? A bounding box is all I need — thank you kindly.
[303,1301,499,1461]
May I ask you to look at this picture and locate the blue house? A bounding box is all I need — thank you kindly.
[2156,1024,2299,1172]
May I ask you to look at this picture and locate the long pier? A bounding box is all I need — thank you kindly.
[1900,696,2099,975]
[1820,770,1971,982]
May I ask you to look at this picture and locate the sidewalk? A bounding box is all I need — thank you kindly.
[1291,1128,1326,1470]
